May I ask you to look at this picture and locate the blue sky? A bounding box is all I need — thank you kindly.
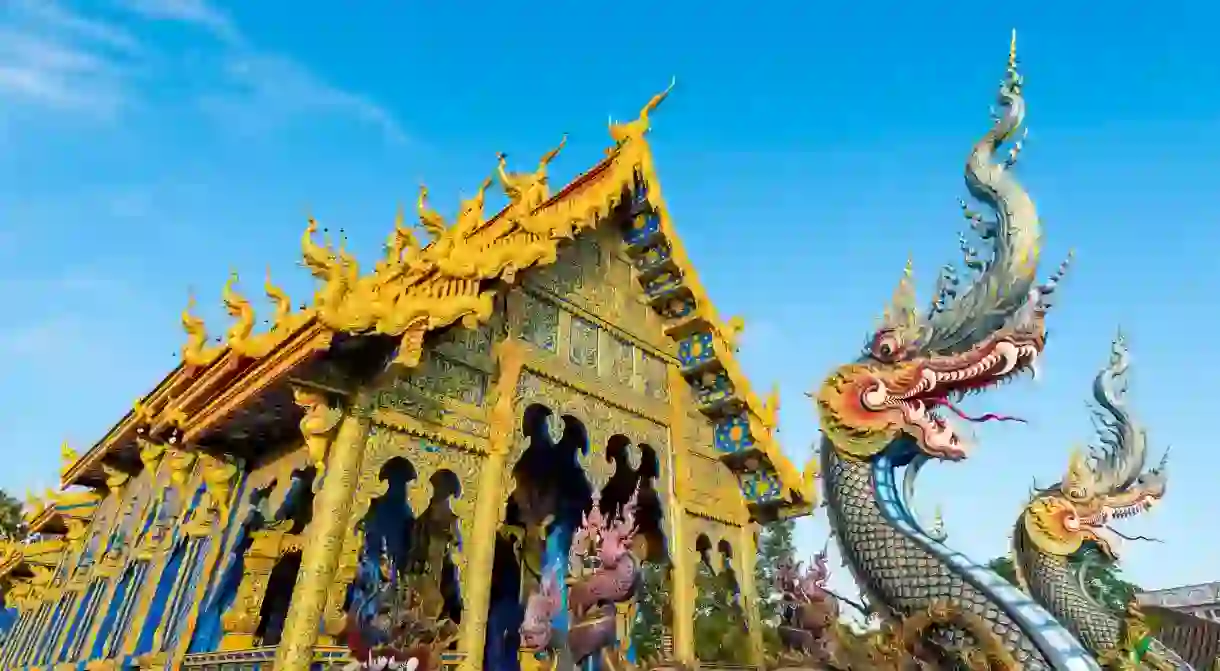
[1,0,1216,602]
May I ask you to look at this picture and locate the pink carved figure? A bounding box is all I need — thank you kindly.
[520,571,561,651]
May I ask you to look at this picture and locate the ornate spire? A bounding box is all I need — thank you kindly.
[879,257,919,336]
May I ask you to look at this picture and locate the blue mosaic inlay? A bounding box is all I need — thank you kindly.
[624,213,661,246]
[739,469,783,504]
[692,370,733,406]
[677,333,715,369]
[713,414,755,453]
[635,241,672,270]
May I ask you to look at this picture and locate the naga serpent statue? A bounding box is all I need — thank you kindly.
[520,487,643,671]
[814,32,1098,671]
[774,549,840,665]
[1014,333,1188,670]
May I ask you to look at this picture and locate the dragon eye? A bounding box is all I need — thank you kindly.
[1067,487,1087,500]
[869,330,904,362]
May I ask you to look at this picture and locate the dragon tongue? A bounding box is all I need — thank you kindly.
[1098,526,1124,554]
[939,399,1026,424]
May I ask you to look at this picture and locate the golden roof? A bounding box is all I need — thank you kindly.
[60,81,815,514]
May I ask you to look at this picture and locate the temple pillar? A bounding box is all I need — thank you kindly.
[665,365,696,667]
[458,338,524,671]
[272,398,371,671]
[737,521,764,666]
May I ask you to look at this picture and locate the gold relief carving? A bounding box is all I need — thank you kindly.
[136,436,167,471]
[685,454,746,525]
[511,370,668,495]
[606,335,635,388]
[166,449,197,505]
[639,351,668,400]
[199,454,239,522]
[567,315,599,370]
[291,385,343,478]
[434,321,494,358]
[321,526,365,638]
[101,463,130,490]
[513,291,559,353]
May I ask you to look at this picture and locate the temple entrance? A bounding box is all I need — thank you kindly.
[693,536,749,664]
[409,469,465,626]
[485,404,593,671]
[255,550,301,646]
[602,440,673,663]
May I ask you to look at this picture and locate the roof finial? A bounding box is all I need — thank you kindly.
[1009,29,1018,71]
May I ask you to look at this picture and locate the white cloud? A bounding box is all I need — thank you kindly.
[0,2,135,116]
[116,0,407,143]
[0,0,405,141]
[117,0,238,43]
[200,54,408,144]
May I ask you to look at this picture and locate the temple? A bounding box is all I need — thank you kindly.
[0,83,817,671]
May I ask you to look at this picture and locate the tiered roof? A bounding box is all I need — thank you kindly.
[52,83,816,518]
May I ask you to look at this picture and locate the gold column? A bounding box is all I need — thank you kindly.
[737,521,764,666]
[665,365,696,666]
[458,338,524,671]
[272,405,371,671]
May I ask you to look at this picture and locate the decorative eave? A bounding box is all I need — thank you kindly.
[0,537,66,581]
[52,82,817,517]
[23,489,102,535]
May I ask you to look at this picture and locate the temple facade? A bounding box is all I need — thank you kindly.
[0,84,816,671]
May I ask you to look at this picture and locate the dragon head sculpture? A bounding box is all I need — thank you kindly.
[1024,332,1167,561]
[816,37,1067,463]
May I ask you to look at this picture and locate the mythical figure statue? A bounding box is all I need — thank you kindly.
[344,545,459,671]
[520,488,642,671]
[813,33,1096,670]
[773,549,840,666]
[1015,333,1188,670]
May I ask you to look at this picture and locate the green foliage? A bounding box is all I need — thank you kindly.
[0,490,24,541]
[987,555,1020,586]
[0,489,26,604]
[754,519,797,654]
[631,559,668,660]
[986,553,1142,611]
[693,561,748,662]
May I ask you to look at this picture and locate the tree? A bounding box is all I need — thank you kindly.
[987,553,1142,611]
[0,489,27,605]
[0,491,23,539]
[754,518,797,654]
[631,559,668,660]
[693,561,748,662]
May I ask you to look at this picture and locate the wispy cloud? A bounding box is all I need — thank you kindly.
[0,0,406,141]
[118,0,238,42]
[116,0,407,143]
[0,0,138,116]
